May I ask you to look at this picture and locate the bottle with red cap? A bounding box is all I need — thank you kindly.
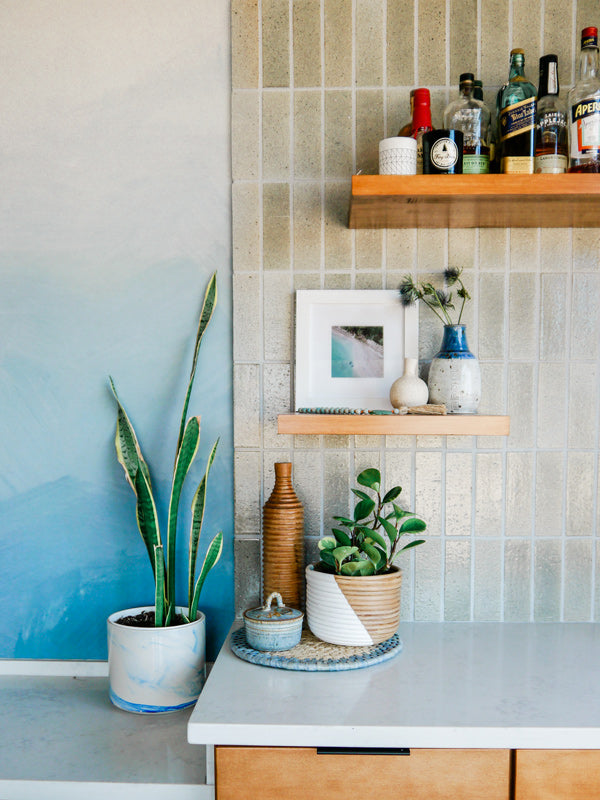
[410,88,433,173]
[568,26,600,172]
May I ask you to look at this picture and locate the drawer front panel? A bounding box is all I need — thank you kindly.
[215,746,510,800]
[516,750,600,800]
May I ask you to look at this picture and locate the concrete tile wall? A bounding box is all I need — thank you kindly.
[231,0,600,622]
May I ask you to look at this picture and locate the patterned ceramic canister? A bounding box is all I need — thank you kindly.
[379,137,417,175]
[243,592,304,651]
[107,606,206,714]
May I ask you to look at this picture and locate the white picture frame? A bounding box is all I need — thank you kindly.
[294,290,419,411]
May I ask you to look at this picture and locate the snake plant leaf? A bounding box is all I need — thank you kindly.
[153,544,166,626]
[167,416,201,607]
[177,272,217,453]
[134,466,162,579]
[377,515,399,543]
[331,528,352,547]
[189,530,223,621]
[354,497,376,522]
[357,468,381,491]
[399,517,427,534]
[382,486,402,504]
[364,528,387,551]
[187,438,219,607]
[110,377,152,492]
[318,536,338,551]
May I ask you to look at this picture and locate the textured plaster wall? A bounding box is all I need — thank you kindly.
[1,0,233,660]
[232,0,600,623]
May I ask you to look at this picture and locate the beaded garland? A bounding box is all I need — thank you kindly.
[297,407,401,415]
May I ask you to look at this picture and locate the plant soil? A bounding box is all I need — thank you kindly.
[116,610,188,627]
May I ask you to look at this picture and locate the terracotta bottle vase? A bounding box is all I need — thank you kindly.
[262,462,305,610]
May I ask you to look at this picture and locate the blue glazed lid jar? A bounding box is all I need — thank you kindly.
[243,592,303,651]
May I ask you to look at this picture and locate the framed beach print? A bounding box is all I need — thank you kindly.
[294,290,419,411]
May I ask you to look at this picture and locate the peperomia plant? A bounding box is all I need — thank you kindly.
[110,272,223,627]
[317,468,426,576]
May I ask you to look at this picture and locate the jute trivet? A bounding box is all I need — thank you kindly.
[230,627,402,672]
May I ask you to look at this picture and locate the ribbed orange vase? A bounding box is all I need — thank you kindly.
[262,462,304,609]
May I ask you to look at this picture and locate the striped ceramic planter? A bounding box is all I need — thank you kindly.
[107,606,206,714]
[305,564,402,646]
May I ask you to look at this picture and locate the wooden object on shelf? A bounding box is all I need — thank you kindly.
[278,413,509,436]
[515,750,600,799]
[215,746,510,800]
[348,174,600,229]
[262,462,304,609]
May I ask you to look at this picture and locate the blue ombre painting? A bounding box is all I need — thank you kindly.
[0,2,233,661]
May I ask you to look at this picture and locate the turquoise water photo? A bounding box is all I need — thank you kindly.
[331,326,384,378]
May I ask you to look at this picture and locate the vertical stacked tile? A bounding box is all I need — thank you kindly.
[231,0,600,625]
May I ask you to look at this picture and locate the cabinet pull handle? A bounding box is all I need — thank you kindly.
[316,747,410,756]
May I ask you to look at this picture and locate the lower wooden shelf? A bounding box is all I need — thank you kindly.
[277,413,510,436]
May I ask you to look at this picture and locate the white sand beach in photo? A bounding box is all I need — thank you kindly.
[331,326,384,378]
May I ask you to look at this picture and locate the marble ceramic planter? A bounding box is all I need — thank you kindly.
[107,606,206,714]
[427,324,481,413]
[305,564,402,646]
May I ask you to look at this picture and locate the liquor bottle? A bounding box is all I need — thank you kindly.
[473,79,498,171]
[499,49,537,173]
[410,88,433,173]
[397,89,415,136]
[567,27,600,172]
[443,72,491,173]
[534,54,567,173]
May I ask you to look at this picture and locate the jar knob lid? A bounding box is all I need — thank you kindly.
[264,592,284,611]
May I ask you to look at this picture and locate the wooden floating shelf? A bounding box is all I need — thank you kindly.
[349,174,600,229]
[278,413,510,436]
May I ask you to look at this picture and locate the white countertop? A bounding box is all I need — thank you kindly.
[188,622,600,750]
[1,673,211,798]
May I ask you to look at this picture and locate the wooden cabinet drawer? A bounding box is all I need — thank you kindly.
[215,746,510,800]
[516,750,600,800]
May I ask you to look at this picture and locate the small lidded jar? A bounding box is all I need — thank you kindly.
[243,592,304,651]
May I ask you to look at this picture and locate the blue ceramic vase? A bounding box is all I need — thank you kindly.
[427,324,481,413]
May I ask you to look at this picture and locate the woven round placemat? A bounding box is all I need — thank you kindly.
[230,627,402,671]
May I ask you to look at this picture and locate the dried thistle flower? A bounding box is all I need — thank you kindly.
[398,267,470,325]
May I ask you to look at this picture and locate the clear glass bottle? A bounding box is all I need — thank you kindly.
[410,88,433,174]
[567,27,600,172]
[534,54,567,173]
[443,73,491,173]
[499,49,537,173]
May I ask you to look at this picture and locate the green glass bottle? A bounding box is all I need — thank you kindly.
[499,49,537,173]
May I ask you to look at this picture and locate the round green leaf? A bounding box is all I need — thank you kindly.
[357,468,381,491]
[399,517,427,534]
[354,497,376,521]
[318,536,337,551]
[382,486,402,504]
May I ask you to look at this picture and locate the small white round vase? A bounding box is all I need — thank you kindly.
[389,357,429,408]
[107,606,206,714]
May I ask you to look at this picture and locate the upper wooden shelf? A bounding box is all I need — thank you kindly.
[349,174,600,229]
[278,413,510,436]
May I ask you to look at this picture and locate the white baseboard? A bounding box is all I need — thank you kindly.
[0,781,214,800]
[0,660,109,677]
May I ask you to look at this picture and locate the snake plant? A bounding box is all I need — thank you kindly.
[110,272,223,627]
